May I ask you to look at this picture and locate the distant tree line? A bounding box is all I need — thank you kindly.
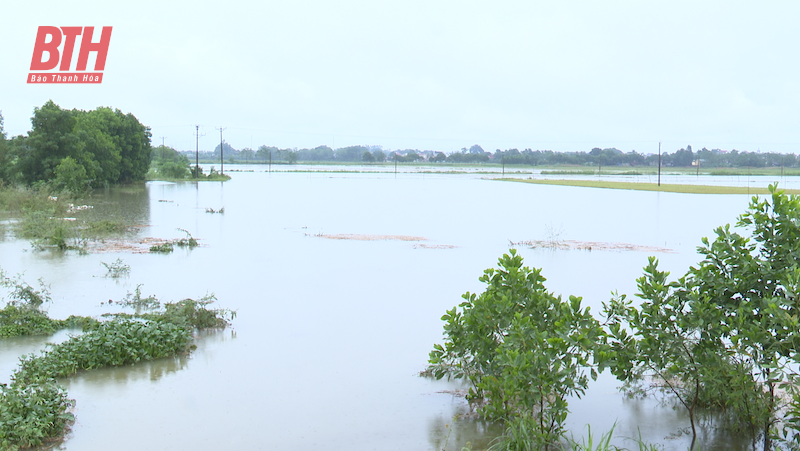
[0,101,152,192]
[186,142,800,168]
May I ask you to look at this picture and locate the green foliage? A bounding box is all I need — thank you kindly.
[148,229,198,253]
[0,269,233,450]
[174,228,198,248]
[52,156,90,195]
[0,304,61,338]
[84,219,126,235]
[605,184,800,451]
[428,250,606,450]
[0,305,46,339]
[12,319,194,385]
[0,269,96,338]
[149,242,174,253]
[102,259,130,278]
[562,424,623,451]
[7,101,151,188]
[119,284,160,310]
[0,186,69,214]
[603,259,728,450]
[155,295,234,330]
[0,380,74,450]
[150,145,190,179]
[19,211,76,250]
[686,184,800,450]
[0,271,51,308]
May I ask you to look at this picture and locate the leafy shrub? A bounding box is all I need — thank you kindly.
[428,250,605,450]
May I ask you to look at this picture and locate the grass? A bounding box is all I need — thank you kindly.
[497,178,800,195]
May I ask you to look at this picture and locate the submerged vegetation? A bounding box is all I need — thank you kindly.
[0,185,132,251]
[149,229,199,253]
[428,185,800,450]
[0,267,234,449]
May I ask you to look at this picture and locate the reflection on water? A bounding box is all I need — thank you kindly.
[426,399,503,451]
[84,183,151,229]
[0,171,794,450]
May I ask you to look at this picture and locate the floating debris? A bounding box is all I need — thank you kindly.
[66,204,93,213]
[412,244,458,249]
[312,233,427,242]
[509,239,674,253]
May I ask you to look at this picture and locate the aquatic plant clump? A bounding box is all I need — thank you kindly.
[0,304,63,338]
[12,319,194,385]
[101,258,131,278]
[0,381,74,450]
[0,275,234,449]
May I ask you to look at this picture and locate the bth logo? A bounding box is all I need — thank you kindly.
[28,26,112,84]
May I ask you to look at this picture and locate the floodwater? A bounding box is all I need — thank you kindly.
[0,167,786,450]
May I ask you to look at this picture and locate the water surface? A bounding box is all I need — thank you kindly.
[0,170,777,450]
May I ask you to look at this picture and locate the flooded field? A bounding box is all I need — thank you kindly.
[0,167,784,450]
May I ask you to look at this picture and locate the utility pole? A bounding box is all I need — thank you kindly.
[658,141,662,187]
[194,125,205,178]
[160,137,166,160]
[216,126,227,175]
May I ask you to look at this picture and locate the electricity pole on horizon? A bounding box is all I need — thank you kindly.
[216,126,227,175]
[160,137,166,160]
[194,126,205,178]
[658,141,662,187]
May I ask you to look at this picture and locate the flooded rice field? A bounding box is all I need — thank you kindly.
[0,167,786,450]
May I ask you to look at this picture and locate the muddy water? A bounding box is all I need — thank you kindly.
[0,170,776,450]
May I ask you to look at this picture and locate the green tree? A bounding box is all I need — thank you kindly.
[686,184,800,450]
[428,250,605,450]
[3,102,151,187]
[284,149,298,164]
[151,145,189,179]
[52,157,90,195]
[607,184,800,451]
[361,150,375,163]
[240,147,254,162]
[604,259,729,450]
[0,111,8,183]
[256,145,274,162]
[17,100,78,185]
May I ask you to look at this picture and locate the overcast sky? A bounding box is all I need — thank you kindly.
[2,1,799,154]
